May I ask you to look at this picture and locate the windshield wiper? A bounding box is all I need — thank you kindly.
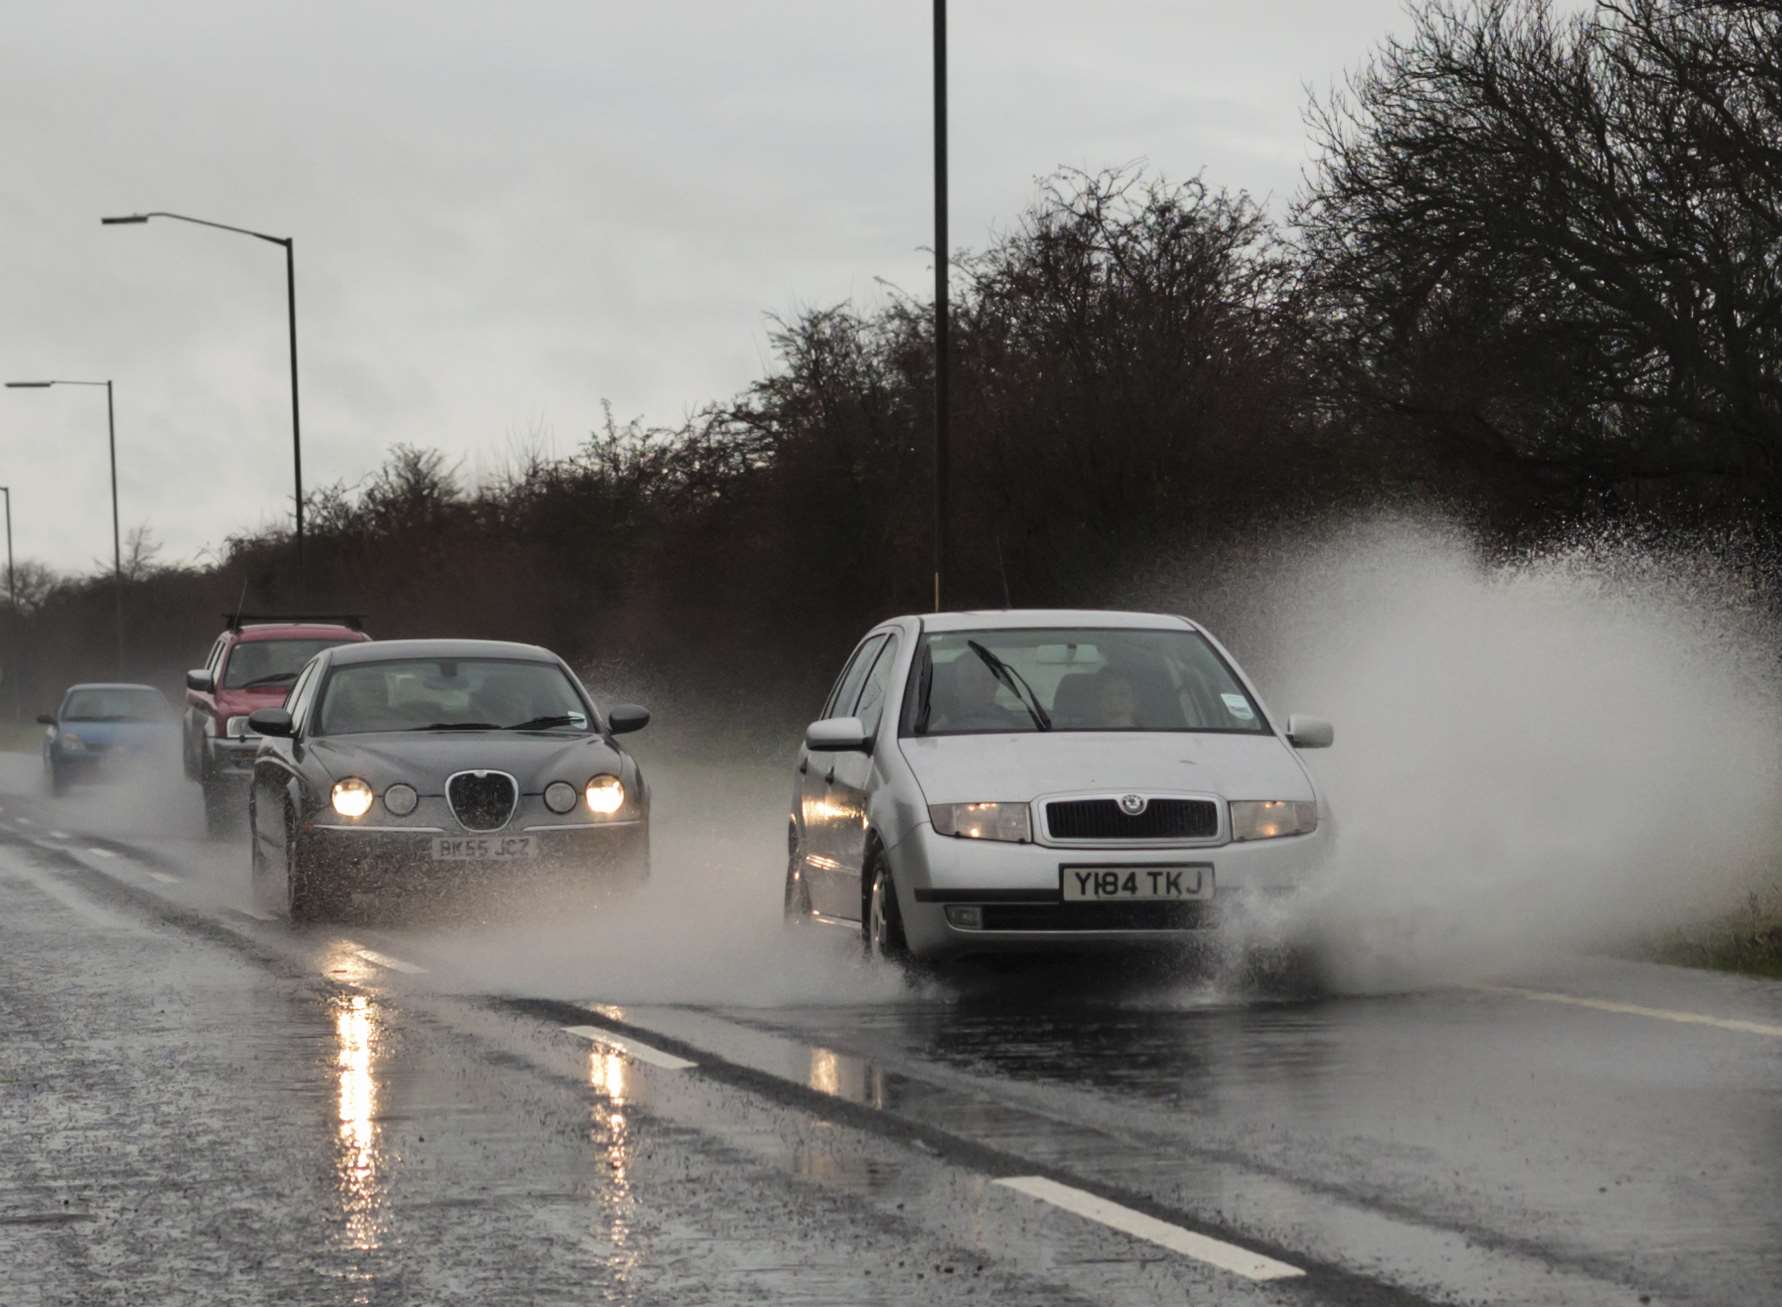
[967,640,1052,731]
[409,721,501,731]
[506,714,585,731]
[238,671,299,689]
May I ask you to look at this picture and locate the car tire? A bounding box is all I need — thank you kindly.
[285,819,329,924]
[862,852,909,964]
[201,781,234,838]
[783,829,811,922]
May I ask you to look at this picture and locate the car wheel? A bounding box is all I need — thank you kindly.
[783,829,811,922]
[862,854,908,964]
[285,817,328,924]
[201,782,234,838]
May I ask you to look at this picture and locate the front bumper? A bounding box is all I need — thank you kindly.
[887,823,1326,961]
[301,818,648,892]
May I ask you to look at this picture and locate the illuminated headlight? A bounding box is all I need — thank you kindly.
[59,732,86,752]
[1229,799,1318,841]
[331,777,375,819]
[544,781,579,814]
[929,802,1031,843]
[383,783,418,817]
[584,774,625,816]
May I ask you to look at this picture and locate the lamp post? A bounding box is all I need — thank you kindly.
[5,380,124,675]
[932,0,950,613]
[101,211,305,579]
[0,485,14,720]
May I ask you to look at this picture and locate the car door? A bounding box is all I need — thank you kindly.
[823,632,901,921]
[800,633,886,918]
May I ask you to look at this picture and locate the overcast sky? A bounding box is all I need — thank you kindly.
[1,1,1421,574]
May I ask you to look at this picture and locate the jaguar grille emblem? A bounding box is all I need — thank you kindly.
[1118,793,1148,816]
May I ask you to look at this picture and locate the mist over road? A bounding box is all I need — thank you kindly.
[2,747,1777,1307]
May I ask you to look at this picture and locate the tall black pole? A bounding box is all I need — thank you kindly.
[284,237,305,585]
[106,380,123,676]
[933,0,950,613]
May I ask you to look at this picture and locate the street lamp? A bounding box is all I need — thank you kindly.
[5,380,124,675]
[101,210,305,578]
[0,484,14,720]
[932,0,950,612]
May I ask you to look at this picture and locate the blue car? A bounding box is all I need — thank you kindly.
[39,682,179,795]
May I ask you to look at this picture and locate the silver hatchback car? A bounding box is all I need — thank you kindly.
[782,609,1333,963]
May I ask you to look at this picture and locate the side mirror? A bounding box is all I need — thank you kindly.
[186,669,215,693]
[606,704,650,735]
[1286,714,1333,749]
[805,716,871,753]
[247,708,294,738]
[35,713,56,727]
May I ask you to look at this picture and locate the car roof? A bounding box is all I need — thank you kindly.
[324,638,564,666]
[63,682,165,693]
[231,623,370,643]
[897,609,1196,634]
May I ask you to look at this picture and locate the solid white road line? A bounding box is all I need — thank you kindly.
[1481,984,1782,1040]
[563,1025,696,1071]
[354,947,427,975]
[995,1176,1305,1282]
[146,871,180,885]
[84,847,117,860]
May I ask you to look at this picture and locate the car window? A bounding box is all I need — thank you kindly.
[62,687,171,722]
[284,660,321,729]
[315,658,590,736]
[222,637,356,690]
[904,627,1267,736]
[852,634,901,736]
[822,634,888,720]
[206,637,227,676]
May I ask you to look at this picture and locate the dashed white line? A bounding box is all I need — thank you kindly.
[146,871,179,885]
[84,847,117,859]
[563,1025,696,1070]
[234,907,275,922]
[47,829,71,840]
[354,947,427,975]
[1479,985,1782,1040]
[15,816,34,826]
[995,1176,1304,1281]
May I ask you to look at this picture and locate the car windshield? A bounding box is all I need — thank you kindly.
[62,687,169,722]
[905,627,1267,736]
[223,638,355,689]
[314,658,592,736]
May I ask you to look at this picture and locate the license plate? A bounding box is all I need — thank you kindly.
[1061,865,1212,902]
[432,835,536,862]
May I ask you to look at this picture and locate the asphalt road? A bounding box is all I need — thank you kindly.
[1,751,1778,1306]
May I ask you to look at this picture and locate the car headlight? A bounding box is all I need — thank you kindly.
[929,802,1031,843]
[544,781,579,814]
[331,777,376,819]
[382,783,418,817]
[59,732,85,752]
[585,774,625,816]
[1229,799,1318,841]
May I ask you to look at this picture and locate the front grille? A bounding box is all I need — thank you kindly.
[1045,798,1218,841]
[446,771,517,832]
[979,902,1210,932]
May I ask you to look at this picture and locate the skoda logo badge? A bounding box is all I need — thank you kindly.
[1119,793,1147,816]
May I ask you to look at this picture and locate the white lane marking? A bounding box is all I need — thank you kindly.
[995,1176,1304,1282]
[563,1025,696,1071]
[146,871,179,885]
[354,947,427,975]
[1480,985,1782,1040]
[47,829,70,840]
[15,816,33,826]
[84,847,117,860]
[231,906,275,922]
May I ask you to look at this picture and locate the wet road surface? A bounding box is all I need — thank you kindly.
[1,754,1777,1305]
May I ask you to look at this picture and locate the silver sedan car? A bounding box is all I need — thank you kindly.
[782,609,1333,963]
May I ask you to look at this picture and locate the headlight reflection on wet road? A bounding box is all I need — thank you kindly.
[334,994,385,1254]
[588,1046,638,1281]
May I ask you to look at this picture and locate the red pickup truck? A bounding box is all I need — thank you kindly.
[184,613,370,833]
